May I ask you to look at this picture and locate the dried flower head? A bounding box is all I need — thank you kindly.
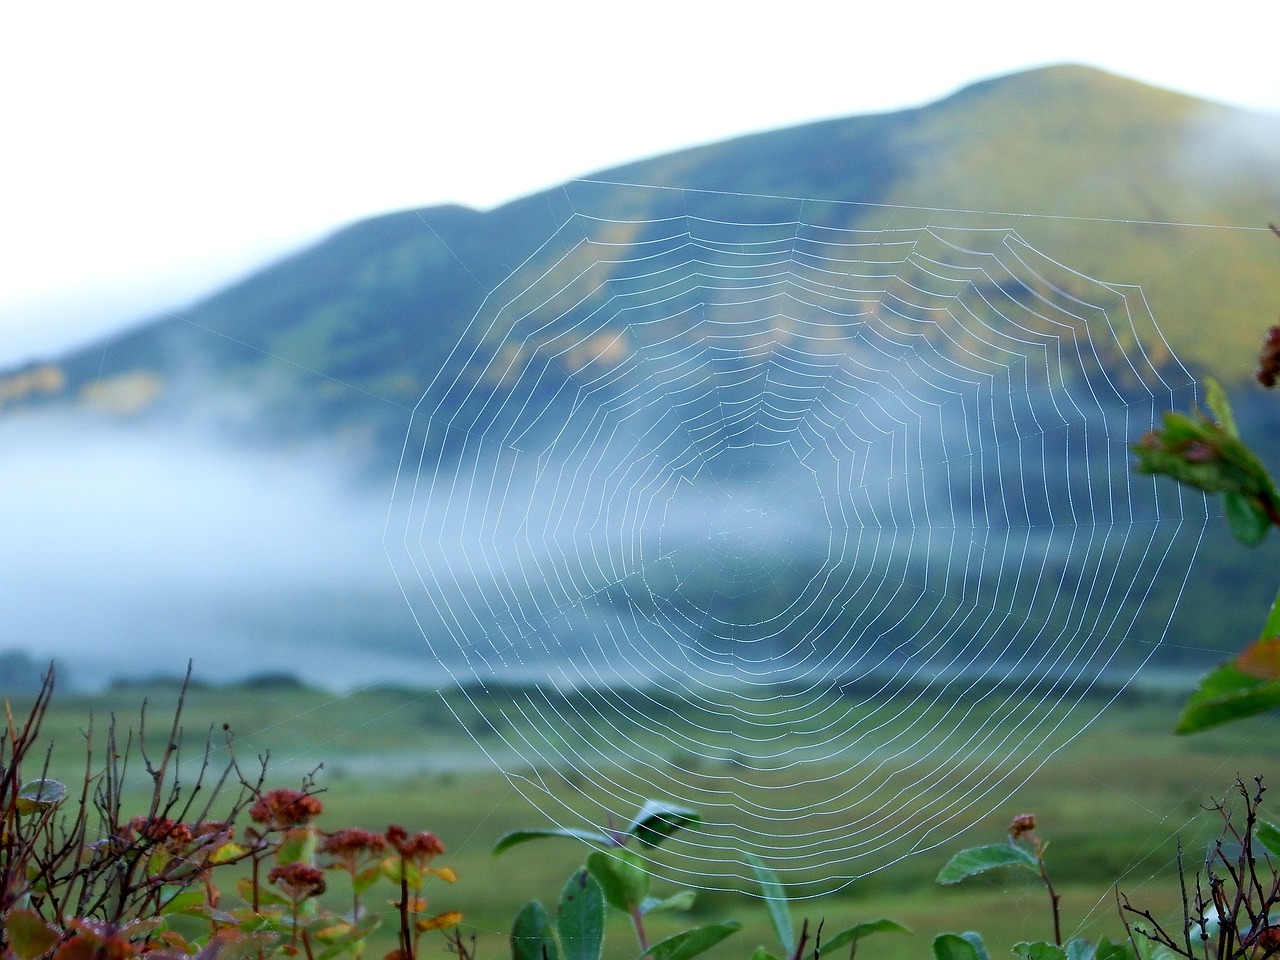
[1009,813,1037,840]
[268,862,327,901]
[249,788,323,829]
[320,827,387,870]
[1244,923,1280,953]
[1259,326,1280,388]
[126,816,194,849]
[1181,440,1217,463]
[386,824,446,863]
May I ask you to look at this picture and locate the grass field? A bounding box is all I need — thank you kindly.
[10,675,1278,960]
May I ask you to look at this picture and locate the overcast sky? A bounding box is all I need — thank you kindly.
[2,1,1278,367]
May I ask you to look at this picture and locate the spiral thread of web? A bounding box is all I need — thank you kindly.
[386,191,1205,893]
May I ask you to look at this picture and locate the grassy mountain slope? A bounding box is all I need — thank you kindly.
[3,64,1275,459]
[587,65,1280,376]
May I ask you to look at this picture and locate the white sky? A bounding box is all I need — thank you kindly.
[2,0,1278,367]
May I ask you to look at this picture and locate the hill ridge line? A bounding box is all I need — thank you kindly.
[570,177,1272,232]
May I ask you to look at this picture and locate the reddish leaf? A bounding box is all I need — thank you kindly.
[1237,636,1280,679]
[4,907,60,960]
[416,910,463,932]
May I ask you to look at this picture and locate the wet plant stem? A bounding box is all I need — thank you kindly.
[1037,853,1063,946]
[630,907,649,952]
[398,869,413,960]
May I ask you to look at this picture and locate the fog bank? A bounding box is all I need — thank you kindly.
[1,417,427,689]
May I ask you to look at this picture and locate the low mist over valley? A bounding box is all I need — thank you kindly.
[4,65,1280,691]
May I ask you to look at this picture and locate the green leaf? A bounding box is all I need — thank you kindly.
[1131,410,1279,506]
[557,868,605,960]
[493,828,613,856]
[235,875,290,907]
[1013,943,1068,960]
[380,856,423,888]
[311,919,357,943]
[159,886,208,915]
[4,907,60,960]
[933,932,990,960]
[1204,377,1239,438]
[276,827,319,866]
[625,800,701,849]
[1224,491,1271,545]
[511,900,561,960]
[352,863,382,897]
[235,911,291,933]
[15,778,66,815]
[817,919,912,955]
[1128,928,1179,960]
[645,921,742,960]
[1262,585,1280,640]
[750,948,783,960]
[1258,819,1280,858]
[1176,661,1280,733]
[1093,937,1139,960]
[349,913,382,939]
[188,902,239,925]
[937,843,1039,883]
[211,841,251,864]
[586,849,650,914]
[1066,939,1099,960]
[193,928,280,960]
[745,853,793,956]
[639,890,696,915]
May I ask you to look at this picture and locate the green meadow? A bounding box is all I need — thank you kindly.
[12,674,1277,960]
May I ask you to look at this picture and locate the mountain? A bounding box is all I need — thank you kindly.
[4,64,1279,688]
[3,64,1278,462]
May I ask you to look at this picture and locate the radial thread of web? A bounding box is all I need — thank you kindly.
[385,185,1207,895]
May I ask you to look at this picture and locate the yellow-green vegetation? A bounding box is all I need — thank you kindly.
[0,364,64,410]
[11,675,1276,960]
[600,65,1280,379]
[20,65,1278,447]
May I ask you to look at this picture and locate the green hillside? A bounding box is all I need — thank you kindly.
[597,66,1279,378]
[3,64,1275,456]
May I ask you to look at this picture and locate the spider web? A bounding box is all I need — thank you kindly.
[384,183,1207,893]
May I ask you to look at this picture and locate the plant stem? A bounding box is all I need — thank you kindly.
[1039,857,1062,946]
[792,918,811,960]
[630,908,649,952]
[398,867,413,960]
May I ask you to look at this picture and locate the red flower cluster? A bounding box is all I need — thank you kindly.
[386,824,445,863]
[1008,813,1038,840]
[1259,325,1280,388]
[319,827,387,871]
[120,817,232,855]
[126,816,193,847]
[268,862,327,901]
[249,788,323,830]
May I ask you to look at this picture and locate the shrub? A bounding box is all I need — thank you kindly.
[0,666,459,960]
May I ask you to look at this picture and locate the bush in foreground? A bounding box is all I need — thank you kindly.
[0,667,459,960]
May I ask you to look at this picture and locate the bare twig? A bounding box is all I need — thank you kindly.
[1122,777,1280,960]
